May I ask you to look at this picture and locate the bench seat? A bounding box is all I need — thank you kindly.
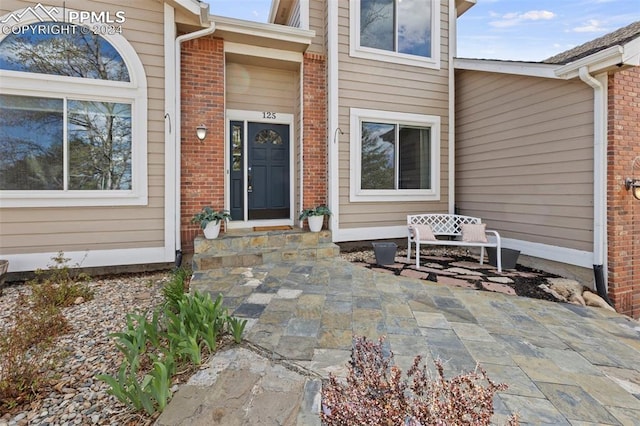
[407,214,503,272]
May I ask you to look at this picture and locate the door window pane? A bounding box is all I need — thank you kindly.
[361,122,395,189]
[232,125,242,171]
[0,94,63,190]
[254,129,282,145]
[68,100,132,190]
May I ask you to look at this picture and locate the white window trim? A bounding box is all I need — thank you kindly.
[349,108,440,202]
[0,8,148,208]
[349,0,441,69]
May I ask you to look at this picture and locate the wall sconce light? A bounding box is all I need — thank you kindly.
[625,177,640,200]
[196,124,208,141]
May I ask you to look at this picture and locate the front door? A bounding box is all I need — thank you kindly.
[229,121,290,222]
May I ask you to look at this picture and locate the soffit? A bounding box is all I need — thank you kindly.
[211,15,314,53]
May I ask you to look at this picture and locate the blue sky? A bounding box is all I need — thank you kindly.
[205,0,639,61]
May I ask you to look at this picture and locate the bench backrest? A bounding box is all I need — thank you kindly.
[407,214,481,236]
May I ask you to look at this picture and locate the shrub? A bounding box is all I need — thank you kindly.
[29,251,94,307]
[0,252,86,410]
[321,336,519,426]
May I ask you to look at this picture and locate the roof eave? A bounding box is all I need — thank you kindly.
[454,58,560,78]
[456,0,476,17]
[554,45,630,79]
[211,15,315,52]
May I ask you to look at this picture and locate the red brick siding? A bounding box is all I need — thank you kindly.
[302,53,328,224]
[607,66,640,318]
[180,37,225,253]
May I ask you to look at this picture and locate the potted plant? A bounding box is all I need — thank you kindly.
[191,207,231,239]
[299,204,331,232]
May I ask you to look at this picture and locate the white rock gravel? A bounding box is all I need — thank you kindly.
[0,271,171,426]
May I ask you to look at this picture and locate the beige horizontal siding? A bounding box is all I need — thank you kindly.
[337,0,451,231]
[0,0,166,255]
[307,0,325,55]
[226,62,297,113]
[455,70,594,252]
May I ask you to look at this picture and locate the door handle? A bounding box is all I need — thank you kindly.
[247,167,253,193]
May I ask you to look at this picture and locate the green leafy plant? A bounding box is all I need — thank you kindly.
[162,267,189,313]
[98,269,247,417]
[226,316,248,344]
[191,206,232,229]
[299,204,332,221]
[321,336,519,426]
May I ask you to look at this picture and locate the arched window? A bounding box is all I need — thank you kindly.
[0,12,147,207]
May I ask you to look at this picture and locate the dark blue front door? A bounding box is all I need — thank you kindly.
[247,122,290,220]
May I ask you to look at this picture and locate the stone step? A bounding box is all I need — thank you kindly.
[192,228,339,271]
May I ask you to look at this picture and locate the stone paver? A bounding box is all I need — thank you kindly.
[158,258,640,425]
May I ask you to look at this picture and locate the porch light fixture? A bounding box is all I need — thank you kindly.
[625,177,640,201]
[196,124,208,141]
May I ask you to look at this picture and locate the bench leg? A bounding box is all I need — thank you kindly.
[407,238,411,262]
[415,241,421,268]
[496,249,502,273]
[480,246,485,265]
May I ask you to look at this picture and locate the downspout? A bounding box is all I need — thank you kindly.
[578,66,613,307]
[448,0,456,214]
[174,3,216,266]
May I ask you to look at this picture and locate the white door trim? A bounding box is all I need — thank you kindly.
[225,109,295,229]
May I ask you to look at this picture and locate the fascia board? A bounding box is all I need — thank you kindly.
[454,58,560,78]
[212,15,315,46]
[170,0,201,16]
[622,37,640,66]
[554,45,624,79]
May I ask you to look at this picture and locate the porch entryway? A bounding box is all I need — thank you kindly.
[227,112,294,228]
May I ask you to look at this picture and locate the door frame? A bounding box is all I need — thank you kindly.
[225,109,295,229]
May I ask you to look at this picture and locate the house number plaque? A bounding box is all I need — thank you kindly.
[262,111,277,119]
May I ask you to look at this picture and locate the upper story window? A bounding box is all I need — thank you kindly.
[350,0,441,69]
[0,22,130,81]
[0,13,147,208]
[350,108,440,202]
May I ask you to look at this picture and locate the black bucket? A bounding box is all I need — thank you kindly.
[487,247,520,270]
[372,242,398,265]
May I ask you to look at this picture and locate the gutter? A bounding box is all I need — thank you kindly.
[578,66,613,307]
[174,2,216,263]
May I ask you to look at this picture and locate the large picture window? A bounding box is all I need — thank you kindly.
[0,95,132,191]
[0,14,147,207]
[351,0,440,68]
[350,109,440,202]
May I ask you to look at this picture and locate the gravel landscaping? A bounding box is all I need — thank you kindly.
[0,272,171,426]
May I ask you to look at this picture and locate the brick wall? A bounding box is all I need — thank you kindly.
[302,52,328,211]
[607,66,640,318]
[180,36,225,253]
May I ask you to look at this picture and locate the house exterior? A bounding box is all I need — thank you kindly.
[178,0,475,252]
[2,0,476,269]
[455,21,640,317]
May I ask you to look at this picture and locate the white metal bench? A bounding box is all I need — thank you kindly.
[407,214,503,272]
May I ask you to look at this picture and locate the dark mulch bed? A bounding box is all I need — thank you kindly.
[341,247,564,304]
